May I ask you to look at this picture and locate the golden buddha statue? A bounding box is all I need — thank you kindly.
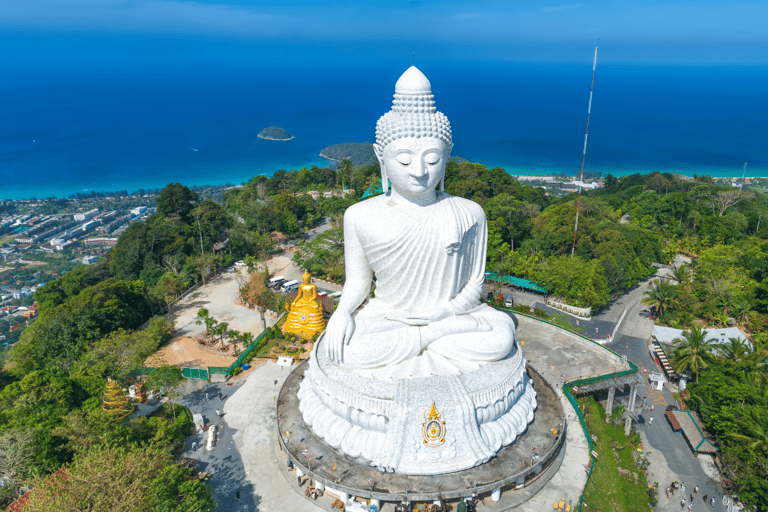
[282,271,326,339]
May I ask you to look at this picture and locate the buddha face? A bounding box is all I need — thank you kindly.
[374,137,452,198]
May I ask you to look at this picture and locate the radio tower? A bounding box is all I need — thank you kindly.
[571,43,599,256]
[740,162,748,191]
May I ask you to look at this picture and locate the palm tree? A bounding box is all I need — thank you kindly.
[671,264,691,287]
[721,337,752,361]
[642,279,677,317]
[671,325,714,383]
[727,408,768,451]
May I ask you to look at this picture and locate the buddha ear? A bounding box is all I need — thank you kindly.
[373,143,389,194]
[440,144,453,193]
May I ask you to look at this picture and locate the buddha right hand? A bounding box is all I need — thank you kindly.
[325,310,355,364]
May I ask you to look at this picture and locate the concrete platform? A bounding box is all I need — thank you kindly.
[218,312,629,512]
[277,360,565,504]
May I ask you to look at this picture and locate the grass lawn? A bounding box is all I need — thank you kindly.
[579,395,655,512]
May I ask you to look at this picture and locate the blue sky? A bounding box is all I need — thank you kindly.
[2,0,767,66]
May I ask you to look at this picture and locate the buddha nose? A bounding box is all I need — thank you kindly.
[410,158,427,179]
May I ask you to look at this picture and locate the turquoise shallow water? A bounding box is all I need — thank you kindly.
[1,60,766,200]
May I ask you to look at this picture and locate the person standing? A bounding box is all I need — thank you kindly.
[215,408,221,418]
[205,391,210,401]
[218,391,223,401]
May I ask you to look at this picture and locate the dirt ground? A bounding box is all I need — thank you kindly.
[145,335,239,368]
[150,251,328,373]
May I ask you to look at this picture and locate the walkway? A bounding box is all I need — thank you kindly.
[178,314,628,512]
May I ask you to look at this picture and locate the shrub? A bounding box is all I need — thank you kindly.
[232,366,242,376]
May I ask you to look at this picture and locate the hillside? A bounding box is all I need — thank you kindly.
[319,142,377,167]
[257,126,294,141]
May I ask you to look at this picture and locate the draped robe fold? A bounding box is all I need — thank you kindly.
[340,192,516,379]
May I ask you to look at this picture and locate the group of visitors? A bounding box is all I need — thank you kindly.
[667,482,716,509]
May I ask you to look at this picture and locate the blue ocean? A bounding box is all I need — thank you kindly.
[1,58,767,200]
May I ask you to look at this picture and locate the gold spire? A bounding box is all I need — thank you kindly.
[427,400,439,421]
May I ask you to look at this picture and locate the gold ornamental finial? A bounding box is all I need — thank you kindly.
[427,400,439,421]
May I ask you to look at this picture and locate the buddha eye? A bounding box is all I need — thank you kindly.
[425,152,440,165]
[396,153,412,165]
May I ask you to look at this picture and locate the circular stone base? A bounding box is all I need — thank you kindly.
[277,361,565,503]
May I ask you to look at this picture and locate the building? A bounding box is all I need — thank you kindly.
[83,255,98,265]
[73,208,99,221]
[84,237,118,247]
[130,206,147,216]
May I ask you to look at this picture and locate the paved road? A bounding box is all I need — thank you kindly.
[175,378,257,512]
[604,280,727,512]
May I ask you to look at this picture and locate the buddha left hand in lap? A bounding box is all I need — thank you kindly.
[324,66,516,377]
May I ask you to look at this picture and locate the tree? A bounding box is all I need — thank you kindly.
[0,429,36,507]
[153,272,188,314]
[211,321,229,348]
[192,200,231,255]
[337,158,354,190]
[195,308,216,339]
[641,279,677,317]
[671,264,691,287]
[145,366,183,419]
[101,380,134,419]
[21,444,214,512]
[671,325,714,383]
[707,189,746,218]
[192,253,217,285]
[147,464,217,512]
[156,183,199,220]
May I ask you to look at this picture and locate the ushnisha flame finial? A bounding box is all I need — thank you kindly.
[375,66,452,150]
[427,400,440,421]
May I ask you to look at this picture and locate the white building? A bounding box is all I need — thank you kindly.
[74,208,99,221]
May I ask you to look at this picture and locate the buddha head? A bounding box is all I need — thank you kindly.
[374,66,453,197]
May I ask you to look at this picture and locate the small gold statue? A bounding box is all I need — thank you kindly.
[282,271,326,340]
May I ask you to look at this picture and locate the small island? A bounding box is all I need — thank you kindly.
[319,142,377,167]
[257,126,294,141]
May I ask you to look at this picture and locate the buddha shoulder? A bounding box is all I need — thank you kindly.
[344,195,394,220]
[447,194,486,222]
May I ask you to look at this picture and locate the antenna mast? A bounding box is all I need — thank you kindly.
[571,43,599,256]
[740,162,747,191]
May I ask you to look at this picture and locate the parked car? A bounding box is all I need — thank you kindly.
[317,291,328,298]
[225,267,235,273]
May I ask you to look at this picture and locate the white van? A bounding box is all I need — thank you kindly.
[280,280,300,293]
[268,276,286,289]
[328,291,343,300]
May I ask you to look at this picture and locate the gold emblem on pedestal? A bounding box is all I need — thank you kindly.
[422,401,446,446]
[282,271,326,340]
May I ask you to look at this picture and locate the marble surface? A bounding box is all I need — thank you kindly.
[297,66,536,474]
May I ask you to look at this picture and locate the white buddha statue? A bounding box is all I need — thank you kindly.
[297,67,535,474]
[324,66,516,379]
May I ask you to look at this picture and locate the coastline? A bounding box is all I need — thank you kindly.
[2,161,766,202]
[257,134,295,141]
[318,151,342,163]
